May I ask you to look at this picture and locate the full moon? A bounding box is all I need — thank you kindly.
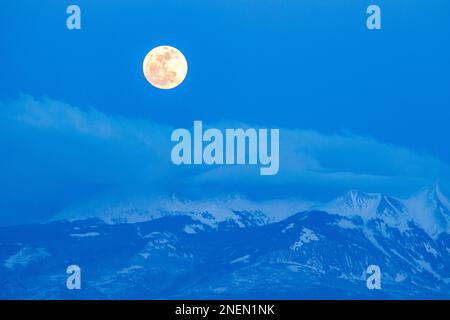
[142,46,188,89]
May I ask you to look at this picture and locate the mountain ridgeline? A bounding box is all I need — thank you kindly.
[0,185,449,299]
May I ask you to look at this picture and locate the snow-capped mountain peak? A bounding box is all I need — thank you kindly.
[50,186,450,238]
[404,184,450,237]
[315,190,406,223]
[316,189,378,217]
[315,185,450,237]
[421,184,450,209]
[52,196,312,229]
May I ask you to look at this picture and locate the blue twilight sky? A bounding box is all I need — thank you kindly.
[1,0,450,225]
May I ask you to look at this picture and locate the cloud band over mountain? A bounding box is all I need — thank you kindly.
[1,95,449,225]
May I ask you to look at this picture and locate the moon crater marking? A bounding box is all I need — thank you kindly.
[143,46,188,89]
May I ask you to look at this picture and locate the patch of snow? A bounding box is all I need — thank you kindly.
[183,224,204,234]
[117,265,143,274]
[212,287,227,293]
[139,252,150,259]
[335,219,358,229]
[70,232,100,238]
[142,231,163,239]
[424,243,438,257]
[230,255,250,264]
[145,233,177,253]
[413,258,441,279]
[281,223,295,233]
[286,265,301,272]
[291,228,319,251]
[363,229,390,256]
[4,247,50,269]
[395,273,407,282]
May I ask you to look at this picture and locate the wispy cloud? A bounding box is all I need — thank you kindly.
[0,95,449,224]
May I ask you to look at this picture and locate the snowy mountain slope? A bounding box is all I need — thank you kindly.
[52,196,313,229]
[2,186,449,299]
[51,186,450,239]
[315,190,408,227]
[316,185,450,238]
[404,185,450,237]
[172,211,450,299]
[1,201,449,299]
